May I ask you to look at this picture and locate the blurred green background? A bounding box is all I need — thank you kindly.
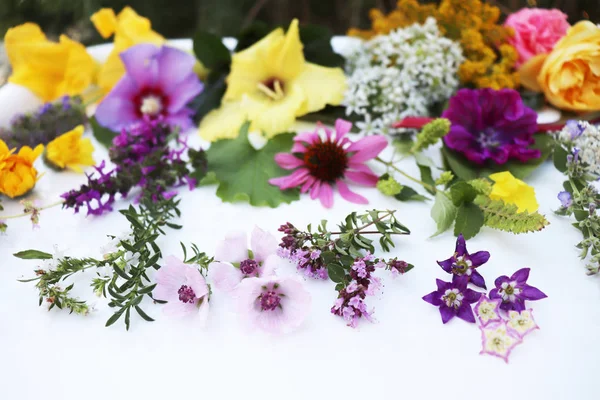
[0,0,598,43]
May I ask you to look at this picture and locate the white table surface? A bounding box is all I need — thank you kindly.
[1,39,599,400]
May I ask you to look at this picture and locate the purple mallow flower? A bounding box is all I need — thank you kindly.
[422,276,482,324]
[489,268,547,312]
[558,191,573,208]
[95,44,203,132]
[437,234,490,289]
[442,88,540,165]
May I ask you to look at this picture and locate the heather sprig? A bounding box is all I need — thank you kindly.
[0,96,86,149]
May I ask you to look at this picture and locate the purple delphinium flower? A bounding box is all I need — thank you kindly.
[422,276,482,324]
[95,44,203,132]
[489,268,547,311]
[442,88,540,165]
[558,191,573,208]
[564,120,585,139]
[437,234,490,289]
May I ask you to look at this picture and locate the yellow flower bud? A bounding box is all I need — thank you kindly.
[0,140,43,198]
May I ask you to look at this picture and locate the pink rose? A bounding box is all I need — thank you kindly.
[505,8,570,66]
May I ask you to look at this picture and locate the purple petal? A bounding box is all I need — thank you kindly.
[439,305,456,324]
[456,304,476,323]
[157,46,198,89]
[511,268,530,283]
[455,234,467,256]
[162,109,195,131]
[120,44,161,88]
[165,74,204,113]
[470,270,487,289]
[469,251,490,267]
[489,288,500,300]
[336,179,369,204]
[274,153,305,170]
[435,278,450,292]
[437,257,454,274]
[521,285,547,301]
[451,275,469,290]
[347,136,388,163]
[94,94,139,131]
[463,288,483,303]
[494,275,510,288]
[422,291,442,306]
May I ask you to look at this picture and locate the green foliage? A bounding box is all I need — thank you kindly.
[454,202,484,240]
[335,210,410,254]
[468,178,493,196]
[377,174,403,196]
[193,30,232,71]
[449,181,478,206]
[90,116,117,149]
[430,192,457,237]
[411,118,450,153]
[13,250,53,260]
[395,186,428,202]
[474,195,550,234]
[204,122,300,207]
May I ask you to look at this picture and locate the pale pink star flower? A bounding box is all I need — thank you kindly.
[506,309,539,338]
[474,295,503,327]
[479,321,522,363]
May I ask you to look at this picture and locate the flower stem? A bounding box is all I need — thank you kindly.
[0,200,64,220]
[330,210,408,235]
[375,157,437,193]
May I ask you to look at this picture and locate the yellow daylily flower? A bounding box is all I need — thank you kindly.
[0,140,44,198]
[4,23,96,102]
[91,7,165,94]
[199,19,347,141]
[489,171,539,213]
[45,125,95,173]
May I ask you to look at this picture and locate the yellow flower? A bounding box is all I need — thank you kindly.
[0,140,44,198]
[45,125,95,173]
[4,23,96,101]
[91,7,165,94]
[520,21,600,112]
[489,171,538,213]
[199,19,347,141]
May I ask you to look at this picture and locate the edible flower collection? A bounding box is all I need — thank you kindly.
[1,1,599,364]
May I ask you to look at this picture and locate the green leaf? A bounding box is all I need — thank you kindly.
[418,165,436,195]
[394,185,428,202]
[553,145,569,173]
[454,202,484,240]
[392,135,415,155]
[320,251,336,264]
[90,117,117,149]
[134,306,155,322]
[449,181,478,206]
[300,25,345,68]
[190,73,227,125]
[204,122,300,207]
[327,263,346,284]
[13,250,53,260]
[192,30,231,71]
[105,308,125,327]
[430,192,457,237]
[474,195,549,233]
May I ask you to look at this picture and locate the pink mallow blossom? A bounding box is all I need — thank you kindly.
[210,226,278,292]
[235,276,311,334]
[269,119,388,208]
[154,256,210,324]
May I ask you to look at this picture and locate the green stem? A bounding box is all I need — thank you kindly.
[0,200,64,220]
[375,157,437,193]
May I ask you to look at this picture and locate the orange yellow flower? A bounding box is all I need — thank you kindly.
[520,21,600,112]
[489,171,538,213]
[4,23,96,101]
[0,140,43,198]
[45,125,94,173]
[91,7,165,94]
[348,0,519,89]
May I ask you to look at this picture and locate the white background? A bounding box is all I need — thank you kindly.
[1,40,599,400]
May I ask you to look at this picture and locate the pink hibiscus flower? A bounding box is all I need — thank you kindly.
[269,119,388,208]
[209,226,278,293]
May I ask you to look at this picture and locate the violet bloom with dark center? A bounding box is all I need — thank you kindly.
[442,88,540,165]
[437,233,490,289]
[423,276,482,324]
[95,44,203,132]
[489,268,547,311]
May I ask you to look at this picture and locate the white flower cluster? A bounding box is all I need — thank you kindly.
[559,121,600,176]
[344,17,463,136]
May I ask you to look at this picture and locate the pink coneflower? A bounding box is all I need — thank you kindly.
[269,119,388,208]
[235,276,311,334]
[154,256,210,324]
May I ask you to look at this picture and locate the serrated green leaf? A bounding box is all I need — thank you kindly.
[13,250,53,260]
[90,117,117,149]
[474,195,549,233]
[450,181,478,206]
[430,192,457,237]
[193,30,231,71]
[395,185,429,202]
[454,203,484,239]
[205,122,300,207]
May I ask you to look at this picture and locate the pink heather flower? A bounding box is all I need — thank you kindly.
[269,119,388,208]
[235,276,311,334]
[210,226,278,293]
[504,8,570,66]
[479,321,523,363]
[154,256,209,324]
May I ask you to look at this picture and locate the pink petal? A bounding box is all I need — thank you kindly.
[344,171,378,186]
[319,182,334,208]
[197,299,210,327]
[335,119,353,142]
[165,74,204,113]
[310,180,322,200]
[300,176,316,193]
[336,180,369,204]
[276,277,311,332]
[163,301,197,317]
[293,131,319,144]
[209,261,243,293]
[269,168,310,189]
[291,142,307,153]
[250,226,278,262]
[185,266,209,299]
[120,44,160,88]
[260,254,281,277]
[274,153,305,170]
[348,162,375,175]
[214,231,248,263]
[347,136,388,163]
[157,46,197,89]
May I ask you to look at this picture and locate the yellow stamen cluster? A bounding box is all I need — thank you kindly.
[348,0,519,89]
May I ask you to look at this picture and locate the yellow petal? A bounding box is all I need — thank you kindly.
[91,8,117,39]
[267,19,305,81]
[225,55,270,101]
[292,62,347,115]
[198,101,250,142]
[519,54,547,92]
[489,171,539,213]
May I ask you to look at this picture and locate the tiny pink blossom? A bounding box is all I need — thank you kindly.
[154,256,209,324]
[479,321,522,363]
[210,226,278,293]
[474,295,503,327]
[235,275,311,334]
[506,309,540,338]
[269,119,388,208]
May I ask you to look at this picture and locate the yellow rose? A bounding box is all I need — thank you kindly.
[0,140,44,198]
[4,23,96,102]
[520,21,600,112]
[91,7,164,94]
[45,125,95,173]
[489,171,538,213]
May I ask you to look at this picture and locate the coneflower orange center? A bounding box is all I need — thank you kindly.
[303,140,348,183]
